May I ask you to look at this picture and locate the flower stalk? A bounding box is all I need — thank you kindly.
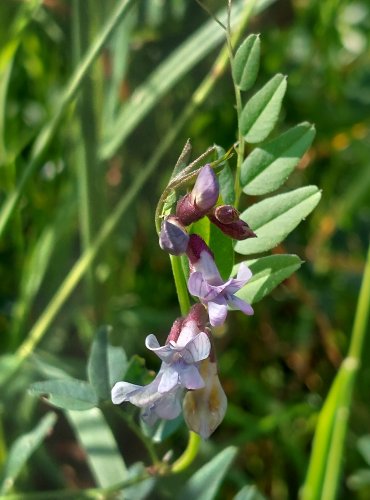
[170,432,202,474]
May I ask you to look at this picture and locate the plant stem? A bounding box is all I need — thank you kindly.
[321,243,370,500]
[171,432,202,473]
[72,0,96,309]
[226,0,257,208]
[170,255,191,316]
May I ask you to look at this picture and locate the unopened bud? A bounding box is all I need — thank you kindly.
[186,234,214,266]
[176,165,219,226]
[159,216,189,255]
[213,205,239,224]
[208,213,256,240]
[192,164,219,211]
[175,193,199,226]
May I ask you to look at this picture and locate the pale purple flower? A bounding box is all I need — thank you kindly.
[187,234,254,326]
[111,370,184,425]
[144,328,210,392]
[111,311,211,425]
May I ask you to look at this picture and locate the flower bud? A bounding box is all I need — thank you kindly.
[159,216,189,255]
[183,357,227,439]
[165,304,208,344]
[176,165,219,226]
[208,211,256,240]
[186,234,214,266]
[175,193,199,226]
[192,164,219,211]
[213,205,239,224]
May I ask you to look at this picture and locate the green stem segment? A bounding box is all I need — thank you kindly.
[227,0,257,209]
[171,432,202,473]
[302,243,370,500]
[170,256,191,317]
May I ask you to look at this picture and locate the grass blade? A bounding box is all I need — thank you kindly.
[0,0,136,239]
[67,407,127,488]
[178,446,237,500]
[0,413,56,495]
[100,0,274,159]
[301,244,370,500]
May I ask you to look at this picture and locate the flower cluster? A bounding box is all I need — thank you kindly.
[112,165,256,438]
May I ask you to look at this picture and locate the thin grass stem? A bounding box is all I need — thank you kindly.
[72,0,105,317]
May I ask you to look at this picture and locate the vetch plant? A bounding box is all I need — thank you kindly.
[24,5,328,498]
[112,162,257,438]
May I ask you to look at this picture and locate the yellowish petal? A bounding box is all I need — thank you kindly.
[183,358,227,439]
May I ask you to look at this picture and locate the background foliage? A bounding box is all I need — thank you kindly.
[0,0,369,498]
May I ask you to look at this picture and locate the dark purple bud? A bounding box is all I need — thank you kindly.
[176,165,219,226]
[208,213,256,240]
[186,234,214,266]
[176,193,201,226]
[213,205,239,224]
[159,216,189,255]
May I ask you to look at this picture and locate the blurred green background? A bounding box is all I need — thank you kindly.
[0,0,369,498]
